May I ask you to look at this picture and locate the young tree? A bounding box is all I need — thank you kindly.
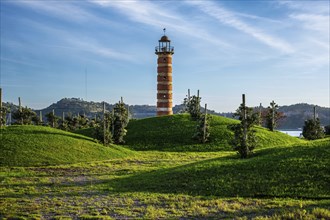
[228,94,259,158]
[45,111,60,128]
[182,90,202,120]
[112,99,129,144]
[325,125,330,135]
[265,100,284,131]
[77,114,89,129]
[0,106,8,127]
[302,107,324,140]
[95,112,113,145]
[193,104,210,143]
[302,118,324,140]
[12,107,36,125]
[32,114,43,125]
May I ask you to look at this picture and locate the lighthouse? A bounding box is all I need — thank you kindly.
[155,29,174,116]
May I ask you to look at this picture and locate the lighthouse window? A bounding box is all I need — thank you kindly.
[163,76,167,79]
[163,58,167,62]
[163,95,166,98]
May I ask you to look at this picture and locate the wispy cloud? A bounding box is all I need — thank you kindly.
[9,0,114,25]
[89,0,231,48]
[290,13,329,35]
[276,0,329,68]
[186,1,294,53]
[7,15,133,62]
[277,0,330,14]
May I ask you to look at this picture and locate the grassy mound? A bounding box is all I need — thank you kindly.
[0,125,135,167]
[110,138,330,199]
[125,114,305,151]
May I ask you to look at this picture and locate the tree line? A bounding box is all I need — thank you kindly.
[182,90,328,159]
[0,94,129,146]
[1,87,328,158]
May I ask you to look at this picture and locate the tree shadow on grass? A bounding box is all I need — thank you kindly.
[107,145,330,199]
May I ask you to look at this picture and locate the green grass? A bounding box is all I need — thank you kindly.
[109,138,330,199]
[124,114,305,151]
[0,115,329,219]
[0,125,135,167]
[1,149,329,219]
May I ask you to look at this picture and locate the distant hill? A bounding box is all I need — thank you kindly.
[2,98,329,129]
[219,103,330,129]
[277,103,330,129]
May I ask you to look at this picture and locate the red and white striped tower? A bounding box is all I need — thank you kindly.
[155,29,174,116]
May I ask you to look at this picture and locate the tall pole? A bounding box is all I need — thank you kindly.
[242,94,247,153]
[111,109,114,137]
[52,109,55,128]
[103,101,106,145]
[18,97,22,111]
[203,103,207,143]
[313,106,316,121]
[0,88,2,128]
[40,111,43,123]
[188,89,190,100]
[18,97,23,125]
[259,103,262,125]
[271,100,275,131]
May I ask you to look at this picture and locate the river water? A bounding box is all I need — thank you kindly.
[278,130,303,137]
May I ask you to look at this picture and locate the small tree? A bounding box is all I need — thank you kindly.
[265,101,285,131]
[0,106,8,127]
[12,107,36,125]
[302,118,324,140]
[95,112,113,145]
[113,100,129,144]
[193,113,210,143]
[182,90,202,120]
[32,114,43,125]
[45,111,60,128]
[325,125,330,135]
[228,95,259,158]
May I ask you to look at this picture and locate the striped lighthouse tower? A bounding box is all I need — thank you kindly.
[155,29,174,116]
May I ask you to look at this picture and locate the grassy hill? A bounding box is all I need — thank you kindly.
[125,114,305,151]
[110,138,330,199]
[0,125,135,167]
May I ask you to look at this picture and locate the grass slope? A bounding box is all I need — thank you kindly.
[110,138,330,199]
[125,114,305,151]
[0,125,134,167]
[1,150,329,219]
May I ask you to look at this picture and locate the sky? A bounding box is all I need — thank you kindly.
[0,0,329,112]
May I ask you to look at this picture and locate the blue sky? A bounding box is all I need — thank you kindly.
[1,0,329,112]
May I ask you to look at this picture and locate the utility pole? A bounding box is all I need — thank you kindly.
[0,88,2,128]
[111,109,115,137]
[271,100,275,131]
[18,97,23,125]
[203,103,207,143]
[259,103,262,125]
[242,94,247,154]
[103,101,106,145]
[52,109,55,128]
[40,111,43,123]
